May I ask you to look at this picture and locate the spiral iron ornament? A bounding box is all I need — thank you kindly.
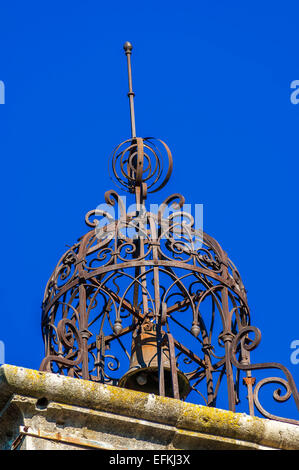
[109,137,173,194]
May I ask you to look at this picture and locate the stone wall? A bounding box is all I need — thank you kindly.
[0,364,298,450]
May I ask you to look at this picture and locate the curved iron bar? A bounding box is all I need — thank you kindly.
[231,326,299,424]
[40,318,83,373]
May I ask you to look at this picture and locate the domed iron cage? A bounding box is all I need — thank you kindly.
[40,44,299,425]
[40,144,299,425]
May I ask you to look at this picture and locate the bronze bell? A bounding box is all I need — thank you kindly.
[119,321,190,399]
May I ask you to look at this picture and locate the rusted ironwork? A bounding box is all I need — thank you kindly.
[12,426,110,450]
[40,42,299,425]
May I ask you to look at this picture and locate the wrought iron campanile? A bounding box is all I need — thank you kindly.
[40,43,299,425]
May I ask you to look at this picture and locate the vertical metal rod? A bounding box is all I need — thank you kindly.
[222,287,236,412]
[123,41,136,138]
[157,324,165,397]
[79,283,89,380]
[166,333,180,399]
[244,374,256,416]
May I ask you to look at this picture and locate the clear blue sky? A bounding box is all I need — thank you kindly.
[0,1,298,422]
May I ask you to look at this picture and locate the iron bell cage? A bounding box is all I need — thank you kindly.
[40,42,299,426]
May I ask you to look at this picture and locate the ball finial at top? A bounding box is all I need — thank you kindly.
[123,41,133,54]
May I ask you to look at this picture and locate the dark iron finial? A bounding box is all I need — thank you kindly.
[123,41,133,54]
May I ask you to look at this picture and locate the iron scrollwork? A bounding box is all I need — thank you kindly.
[230,326,299,425]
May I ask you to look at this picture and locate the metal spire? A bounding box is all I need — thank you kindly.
[123,41,136,139]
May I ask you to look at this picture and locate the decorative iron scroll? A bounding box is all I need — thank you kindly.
[109,137,173,194]
[230,326,299,425]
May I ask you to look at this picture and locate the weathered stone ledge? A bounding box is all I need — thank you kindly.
[0,364,299,450]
